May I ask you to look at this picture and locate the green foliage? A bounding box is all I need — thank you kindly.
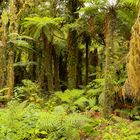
[100,116,140,140]
[0,101,92,140]
[55,89,84,103]
[0,0,140,139]
[22,16,63,41]
[14,79,43,104]
[36,109,91,140]
[8,33,34,51]
[1,92,140,140]
[46,89,99,112]
[0,101,39,140]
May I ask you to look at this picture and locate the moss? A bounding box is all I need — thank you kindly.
[123,8,140,101]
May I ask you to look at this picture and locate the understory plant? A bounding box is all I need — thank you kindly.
[13,79,43,104]
[46,89,100,113]
[0,101,94,140]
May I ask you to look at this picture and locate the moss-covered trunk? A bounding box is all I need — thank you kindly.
[0,11,7,88]
[7,0,17,97]
[103,7,116,117]
[67,0,79,89]
[7,51,14,97]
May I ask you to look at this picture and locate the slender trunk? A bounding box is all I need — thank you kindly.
[7,0,17,97]
[42,32,54,93]
[7,51,14,97]
[59,53,68,91]
[0,11,7,88]
[67,0,79,89]
[37,49,45,89]
[28,44,36,81]
[85,40,89,85]
[76,49,83,87]
[52,45,60,91]
[14,51,25,85]
[89,48,98,80]
[103,7,116,118]
[67,29,78,89]
[0,47,5,88]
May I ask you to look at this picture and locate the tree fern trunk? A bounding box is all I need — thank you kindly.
[6,0,17,97]
[89,48,98,80]
[103,7,116,118]
[76,49,83,87]
[7,51,14,97]
[42,32,54,93]
[59,53,68,91]
[85,38,89,85]
[52,45,60,91]
[67,0,79,89]
[67,29,78,89]
[37,48,45,89]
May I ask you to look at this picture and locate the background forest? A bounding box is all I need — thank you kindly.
[1,0,140,139]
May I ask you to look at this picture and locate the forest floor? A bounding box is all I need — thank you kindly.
[0,102,140,140]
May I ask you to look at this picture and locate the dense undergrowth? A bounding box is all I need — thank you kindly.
[0,80,140,140]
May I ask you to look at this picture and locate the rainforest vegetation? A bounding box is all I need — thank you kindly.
[1,0,140,139]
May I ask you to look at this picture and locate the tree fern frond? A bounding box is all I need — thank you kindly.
[22,16,63,40]
[33,23,43,39]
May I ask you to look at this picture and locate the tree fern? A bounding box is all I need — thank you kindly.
[22,16,63,41]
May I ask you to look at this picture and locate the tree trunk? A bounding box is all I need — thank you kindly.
[59,53,68,91]
[52,45,60,91]
[42,32,54,93]
[67,0,79,89]
[0,11,7,88]
[85,38,89,85]
[76,49,83,87]
[6,0,17,97]
[67,29,78,89]
[7,51,14,97]
[89,48,98,80]
[37,49,45,89]
[103,7,116,118]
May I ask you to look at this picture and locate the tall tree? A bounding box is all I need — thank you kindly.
[67,0,79,89]
[50,0,60,91]
[0,11,8,88]
[103,6,117,117]
[23,16,62,93]
[7,0,17,97]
